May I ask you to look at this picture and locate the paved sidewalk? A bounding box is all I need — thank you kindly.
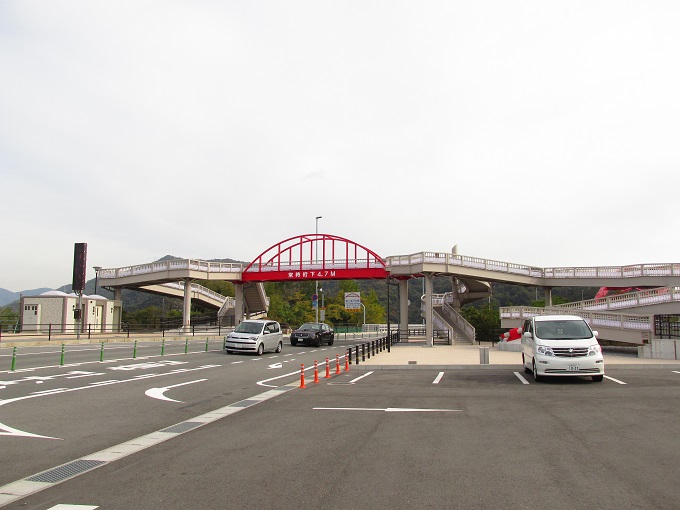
[354,342,680,370]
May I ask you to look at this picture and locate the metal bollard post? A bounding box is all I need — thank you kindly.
[133,340,137,359]
[348,348,352,364]
[48,323,52,342]
[11,346,17,371]
[161,339,165,356]
[367,342,371,359]
[185,338,189,354]
[100,342,104,362]
[60,344,65,366]
[205,337,209,352]
[355,345,359,365]
[362,344,365,362]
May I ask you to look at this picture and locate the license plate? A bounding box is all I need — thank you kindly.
[567,365,579,371]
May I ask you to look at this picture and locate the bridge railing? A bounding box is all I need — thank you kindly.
[385,252,680,279]
[555,287,680,312]
[500,306,652,332]
[99,259,244,279]
[159,282,235,306]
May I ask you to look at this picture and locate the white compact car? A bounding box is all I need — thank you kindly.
[224,319,283,356]
[521,315,604,382]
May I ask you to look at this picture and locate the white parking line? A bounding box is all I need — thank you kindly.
[349,371,373,384]
[432,372,444,384]
[604,375,626,385]
[513,372,530,385]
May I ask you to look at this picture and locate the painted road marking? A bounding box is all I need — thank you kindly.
[432,372,444,384]
[0,384,297,507]
[48,505,98,509]
[268,363,283,369]
[349,372,373,384]
[314,407,462,413]
[145,379,207,403]
[513,372,530,385]
[0,365,220,438]
[604,375,627,385]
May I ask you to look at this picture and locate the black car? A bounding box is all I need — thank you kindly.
[290,322,334,347]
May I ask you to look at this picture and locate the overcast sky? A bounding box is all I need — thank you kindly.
[2,1,679,292]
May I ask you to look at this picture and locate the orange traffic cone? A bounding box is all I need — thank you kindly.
[325,357,331,379]
[314,360,319,383]
[300,364,306,388]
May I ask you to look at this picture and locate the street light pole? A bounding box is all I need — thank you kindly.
[93,266,102,294]
[315,215,322,322]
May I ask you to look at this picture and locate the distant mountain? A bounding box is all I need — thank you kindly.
[0,287,52,307]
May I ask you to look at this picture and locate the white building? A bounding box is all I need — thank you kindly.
[21,291,122,334]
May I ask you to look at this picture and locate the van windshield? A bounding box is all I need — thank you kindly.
[535,320,592,340]
[234,322,264,334]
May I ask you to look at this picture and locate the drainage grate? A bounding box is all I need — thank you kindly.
[27,459,106,483]
[230,399,258,408]
[160,421,203,434]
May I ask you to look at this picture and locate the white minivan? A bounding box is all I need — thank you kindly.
[521,315,604,382]
[224,319,283,355]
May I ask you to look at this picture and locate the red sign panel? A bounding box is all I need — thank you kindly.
[241,267,388,282]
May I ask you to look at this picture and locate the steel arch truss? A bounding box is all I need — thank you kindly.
[242,234,388,282]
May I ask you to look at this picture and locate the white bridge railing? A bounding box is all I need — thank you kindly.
[386,252,680,280]
[555,287,680,312]
[99,260,244,279]
[500,306,652,332]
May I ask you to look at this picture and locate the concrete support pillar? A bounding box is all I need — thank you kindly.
[399,279,409,340]
[424,273,434,347]
[113,287,122,302]
[182,279,193,333]
[234,283,244,326]
[544,287,553,307]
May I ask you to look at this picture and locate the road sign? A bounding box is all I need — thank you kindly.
[344,292,361,310]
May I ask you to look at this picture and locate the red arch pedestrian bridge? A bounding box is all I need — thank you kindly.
[98,234,680,347]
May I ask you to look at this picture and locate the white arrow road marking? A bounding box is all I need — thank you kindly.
[0,365,220,438]
[145,379,207,402]
[314,407,462,412]
[268,363,283,369]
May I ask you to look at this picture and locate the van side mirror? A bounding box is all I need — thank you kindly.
[523,331,533,339]
[592,331,598,337]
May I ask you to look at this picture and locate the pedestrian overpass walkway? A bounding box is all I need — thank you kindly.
[96,234,680,344]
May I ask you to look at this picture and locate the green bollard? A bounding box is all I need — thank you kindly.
[60,344,65,366]
[100,342,104,362]
[133,340,137,359]
[205,337,209,352]
[11,346,16,371]
[184,338,189,354]
[161,338,165,356]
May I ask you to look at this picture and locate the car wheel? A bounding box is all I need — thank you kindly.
[275,341,282,353]
[592,374,604,382]
[328,336,334,346]
[257,343,264,356]
[532,360,542,382]
[522,353,531,374]
[226,350,234,355]
[291,339,298,346]
[316,336,322,348]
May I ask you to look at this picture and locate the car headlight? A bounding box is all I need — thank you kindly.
[588,344,602,356]
[536,345,554,356]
